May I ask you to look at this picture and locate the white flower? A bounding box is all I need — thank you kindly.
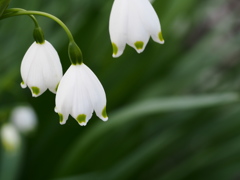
[0,123,21,152]
[20,40,63,97]
[10,106,38,134]
[109,0,164,57]
[55,63,108,126]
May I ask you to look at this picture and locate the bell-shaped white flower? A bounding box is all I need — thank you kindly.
[20,40,63,97]
[10,106,38,134]
[109,0,164,57]
[55,63,108,126]
[0,123,21,152]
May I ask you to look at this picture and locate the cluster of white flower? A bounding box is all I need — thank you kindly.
[20,40,108,126]
[1,0,163,126]
[109,0,164,57]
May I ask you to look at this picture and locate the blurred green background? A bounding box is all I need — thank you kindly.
[1,0,240,179]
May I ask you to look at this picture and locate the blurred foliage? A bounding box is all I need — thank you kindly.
[0,0,240,180]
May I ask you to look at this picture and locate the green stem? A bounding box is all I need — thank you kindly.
[4,8,39,27]
[1,8,74,42]
[1,8,83,63]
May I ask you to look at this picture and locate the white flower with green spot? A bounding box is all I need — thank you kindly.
[109,0,164,57]
[20,40,63,97]
[55,63,108,126]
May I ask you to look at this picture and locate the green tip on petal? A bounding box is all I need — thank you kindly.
[31,86,40,96]
[21,81,27,88]
[134,41,144,50]
[102,106,108,119]
[76,114,87,125]
[58,113,64,124]
[55,83,59,92]
[112,43,118,55]
[158,32,164,42]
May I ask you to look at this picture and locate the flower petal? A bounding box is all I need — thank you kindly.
[21,42,38,83]
[23,45,48,97]
[109,0,129,57]
[42,41,63,93]
[81,64,108,121]
[137,0,164,44]
[55,66,76,124]
[71,65,94,126]
[127,0,150,53]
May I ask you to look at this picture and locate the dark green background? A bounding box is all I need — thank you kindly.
[1,0,240,179]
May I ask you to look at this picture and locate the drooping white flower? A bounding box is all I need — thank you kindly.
[55,63,108,126]
[109,0,164,57]
[20,40,63,97]
[10,106,38,134]
[0,123,21,152]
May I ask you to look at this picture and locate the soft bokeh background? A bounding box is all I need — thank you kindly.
[1,0,240,179]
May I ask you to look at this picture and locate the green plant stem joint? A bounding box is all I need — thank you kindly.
[0,0,11,17]
[0,8,83,64]
[33,26,45,44]
[68,41,83,65]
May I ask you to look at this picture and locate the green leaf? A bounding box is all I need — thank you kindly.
[0,0,11,17]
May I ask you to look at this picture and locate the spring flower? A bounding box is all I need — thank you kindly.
[109,0,164,57]
[0,123,21,152]
[10,106,38,134]
[55,63,108,126]
[20,40,63,97]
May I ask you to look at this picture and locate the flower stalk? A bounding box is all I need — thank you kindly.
[1,9,74,42]
[0,8,83,64]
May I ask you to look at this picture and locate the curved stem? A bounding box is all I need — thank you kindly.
[1,8,74,42]
[4,8,39,27]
